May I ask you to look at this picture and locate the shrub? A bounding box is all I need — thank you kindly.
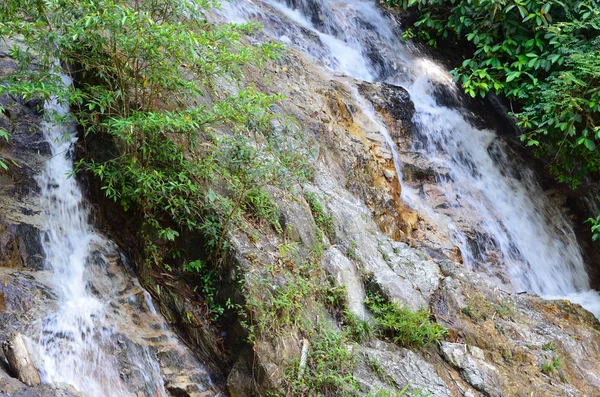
[283,322,359,396]
[0,0,313,270]
[365,291,447,348]
[387,0,600,189]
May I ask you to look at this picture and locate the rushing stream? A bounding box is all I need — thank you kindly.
[221,0,600,317]
[27,76,216,395]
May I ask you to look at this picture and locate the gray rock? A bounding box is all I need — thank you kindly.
[377,238,442,302]
[2,332,40,387]
[323,247,369,320]
[440,342,501,396]
[0,366,25,395]
[1,383,86,397]
[309,173,433,312]
[355,341,452,397]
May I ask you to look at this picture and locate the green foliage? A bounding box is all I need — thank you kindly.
[461,305,475,318]
[182,258,224,319]
[245,246,435,396]
[283,322,360,397]
[245,257,325,342]
[342,309,374,343]
[0,0,313,267]
[542,342,557,352]
[0,0,317,325]
[304,191,335,241]
[387,0,600,189]
[585,213,600,241]
[365,291,447,348]
[346,240,359,260]
[541,356,562,374]
[242,253,361,396]
[0,122,9,171]
[491,301,514,319]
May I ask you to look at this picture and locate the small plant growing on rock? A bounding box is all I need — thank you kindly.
[365,355,396,386]
[542,342,557,352]
[346,240,359,260]
[491,301,514,319]
[541,356,562,375]
[304,191,335,240]
[365,291,447,348]
[461,305,474,318]
[342,310,374,343]
[284,322,359,396]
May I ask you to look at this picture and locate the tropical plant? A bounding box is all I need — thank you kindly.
[1,0,311,262]
[387,0,600,189]
[365,291,447,348]
[0,0,315,322]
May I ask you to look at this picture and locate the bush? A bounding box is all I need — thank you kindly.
[0,0,313,266]
[365,291,447,348]
[283,322,359,396]
[387,0,600,189]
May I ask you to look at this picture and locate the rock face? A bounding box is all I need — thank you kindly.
[207,33,600,395]
[2,333,41,386]
[4,6,600,397]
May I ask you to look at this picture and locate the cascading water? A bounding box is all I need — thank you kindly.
[220,0,600,316]
[32,76,135,396]
[28,75,216,395]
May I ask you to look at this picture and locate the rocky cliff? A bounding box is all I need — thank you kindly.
[2,2,600,397]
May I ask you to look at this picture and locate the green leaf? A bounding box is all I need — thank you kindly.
[584,138,596,151]
[506,72,520,82]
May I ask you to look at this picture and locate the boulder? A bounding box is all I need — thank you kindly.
[2,332,40,387]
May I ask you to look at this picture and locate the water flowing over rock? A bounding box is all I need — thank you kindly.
[0,49,220,396]
[221,0,600,312]
[212,0,600,394]
[3,0,600,396]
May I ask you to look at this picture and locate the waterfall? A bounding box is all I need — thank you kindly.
[220,0,600,317]
[27,74,195,396]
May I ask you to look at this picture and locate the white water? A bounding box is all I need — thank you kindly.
[221,0,600,317]
[30,75,170,396]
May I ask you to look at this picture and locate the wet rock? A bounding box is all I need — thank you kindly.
[2,332,40,387]
[69,5,600,396]
[358,81,415,140]
[0,53,48,275]
[2,383,86,397]
[284,0,337,34]
[0,271,57,337]
[0,224,44,270]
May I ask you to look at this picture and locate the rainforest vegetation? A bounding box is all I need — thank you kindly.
[0,0,312,277]
[387,0,600,236]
